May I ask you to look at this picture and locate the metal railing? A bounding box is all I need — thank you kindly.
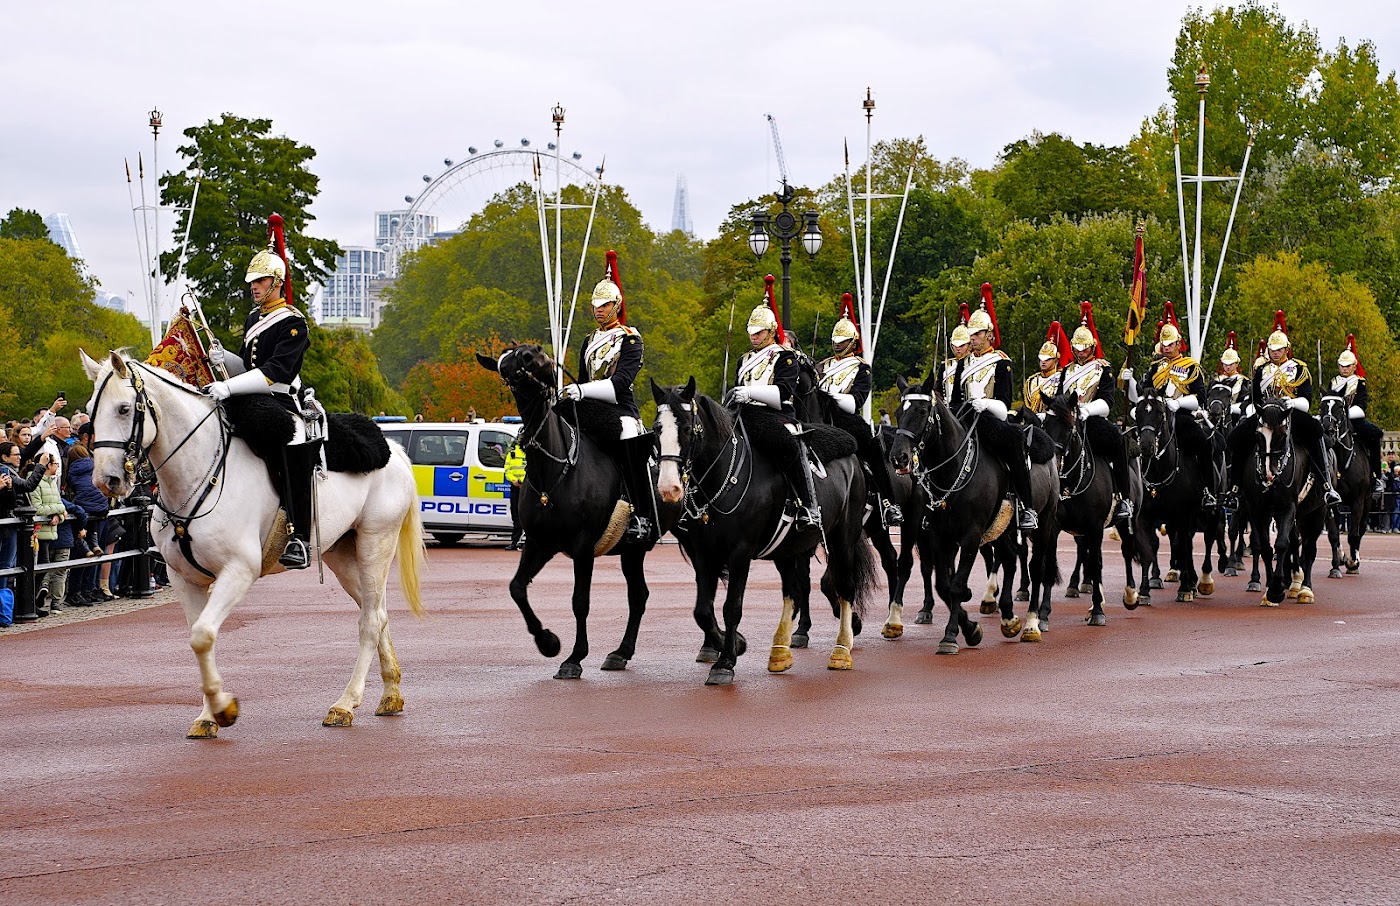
[1,503,159,623]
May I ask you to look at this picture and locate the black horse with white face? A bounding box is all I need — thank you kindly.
[476,344,678,679]
[652,378,879,686]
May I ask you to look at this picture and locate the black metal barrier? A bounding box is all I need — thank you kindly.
[1,503,158,624]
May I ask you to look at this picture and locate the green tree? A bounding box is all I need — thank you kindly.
[159,114,342,336]
[990,133,1159,225]
[0,237,98,346]
[0,209,52,243]
[300,324,406,415]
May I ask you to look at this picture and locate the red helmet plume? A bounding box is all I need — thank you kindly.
[1047,320,1074,368]
[958,302,970,326]
[979,282,1002,349]
[1076,300,1105,359]
[1345,333,1366,377]
[605,249,625,324]
[764,274,785,347]
[1162,299,1180,329]
[1273,310,1287,335]
[268,213,292,307]
[840,291,857,325]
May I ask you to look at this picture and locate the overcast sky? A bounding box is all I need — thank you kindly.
[6,0,1398,323]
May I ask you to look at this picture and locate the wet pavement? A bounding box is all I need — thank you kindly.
[2,533,1398,904]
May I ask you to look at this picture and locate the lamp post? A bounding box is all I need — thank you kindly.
[748,179,822,335]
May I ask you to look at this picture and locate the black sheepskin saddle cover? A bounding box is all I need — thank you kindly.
[1023,423,1056,465]
[972,415,1028,459]
[1083,416,1122,462]
[737,405,857,464]
[225,396,392,473]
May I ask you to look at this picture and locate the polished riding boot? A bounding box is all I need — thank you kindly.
[859,433,902,526]
[619,436,657,543]
[1311,436,1342,508]
[1109,435,1134,526]
[1196,447,1218,511]
[1005,441,1039,531]
[279,441,322,570]
[786,441,822,530]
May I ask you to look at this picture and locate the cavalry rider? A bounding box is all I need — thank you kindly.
[1329,335,1385,495]
[817,293,902,526]
[941,304,973,400]
[1226,310,1342,508]
[1053,302,1133,525]
[1213,332,1247,418]
[1021,321,1068,419]
[948,286,1038,530]
[732,276,821,530]
[1126,315,1220,511]
[560,250,655,543]
[207,220,316,570]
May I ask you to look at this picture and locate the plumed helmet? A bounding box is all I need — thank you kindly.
[747,275,784,342]
[1220,347,1240,365]
[1338,349,1357,367]
[1070,325,1096,350]
[1038,340,1060,361]
[1341,334,1365,376]
[831,292,859,344]
[591,249,625,321]
[950,324,971,347]
[1158,323,1182,346]
[245,245,286,284]
[1266,310,1290,350]
[967,309,994,334]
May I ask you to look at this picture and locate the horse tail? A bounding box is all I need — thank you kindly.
[849,531,880,619]
[395,462,428,618]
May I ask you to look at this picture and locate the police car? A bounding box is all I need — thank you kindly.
[378,420,520,546]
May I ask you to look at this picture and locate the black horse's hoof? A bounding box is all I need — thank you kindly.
[1223,567,1238,577]
[1014,590,1030,603]
[705,666,735,686]
[852,613,863,636]
[1246,580,1262,593]
[791,633,809,649]
[914,610,933,625]
[979,601,997,615]
[1328,568,1342,579]
[696,646,720,664]
[600,654,629,671]
[536,630,562,658]
[1065,586,1080,599]
[1149,577,1164,590]
[736,632,748,656]
[554,662,583,680]
[1039,617,1049,632]
[964,622,983,647]
[1086,612,1107,627]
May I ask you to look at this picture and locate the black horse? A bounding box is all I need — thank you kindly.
[652,379,879,686]
[476,345,677,678]
[1319,394,1371,578]
[1242,400,1326,606]
[887,373,1057,652]
[1132,390,1221,604]
[1206,382,1250,578]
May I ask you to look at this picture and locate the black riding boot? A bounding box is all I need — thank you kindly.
[1358,420,1385,494]
[1003,438,1039,531]
[782,441,822,531]
[279,440,322,570]
[857,430,902,526]
[1109,432,1134,526]
[1194,445,1218,511]
[619,435,658,543]
[1310,434,1343,508]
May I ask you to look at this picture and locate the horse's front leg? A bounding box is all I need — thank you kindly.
[938,535,985,655]
[791,554,814,649]
[172,576,220,739]
[554,554,596,679]
[1174,521,1199,603]
[689,547,725,663]
[184,562,256,737]
[1298,514,1321,604]
[1326,506,1344,578]
[601,547,649,671]
[1196,512,1218,597]
[979,544,1000,614]
[707,556,752,686]
[509,541,563,660]
[1085,536,1107,626]
[915,531,936,624]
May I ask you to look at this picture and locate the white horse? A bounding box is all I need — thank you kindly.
[82,351,425,738]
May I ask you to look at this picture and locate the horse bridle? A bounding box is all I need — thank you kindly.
[496,347,580,504]
[896,392,980,508]
[1255,402,1298,490]
[1319,395,1357,471]
[1048,407,1094,499]
[1137,396,1180,496]
[658,399,750,522]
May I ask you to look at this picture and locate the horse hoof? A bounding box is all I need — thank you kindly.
[705,666,735,686]
[736,633,749,656]
[791,633,809,649]
[1176,591,1194,603]
[1197,577,1214,596]
[1039,617,1049,632]
[1346,566,1359,575]
[554,662,583,680]
[1021,627,1042,643]
[913,610,933,625]
[536,630,562,658]
[1328,568,1343,579]
[881,622,903,640]
[1086,612,1107,627]
[1000,617,1023,638]
[600,654,629,671]
[936,641,959,655]
[1297,587,1315,604]
[1165,569,1180,582]
[1013,591,1029,603]
[1150,577,1164,590]
[696,646,720,664]
[1246,581,1262,593]
[1122,587,1139,610]
[852,614,863,637]
[1065,586,1080,599]
[1223,567,1238,577]
[1080,582,1093,593]
[374,692,404,716]
[964,623,984,647]
[1260,596,1279,608]
[768,648,794,673]
[979,601,997,615]
[826,646,853,671]
[186,719,219,740]
[1286,586,1300,600]
[213,698,240,728]
[322,707,353,728]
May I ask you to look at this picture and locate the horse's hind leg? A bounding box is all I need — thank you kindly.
[184,566,255,737]
[1326,508,1344,578]
[324,532,397,726]
[601,548,649,671]
[174,579,221,739]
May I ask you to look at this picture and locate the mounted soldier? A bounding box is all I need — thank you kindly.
[1226,310,1342,508]
[560,250,655,543]
[1212,331,1247,418]
[947,284,1038,530]
[815,293,902,527]
[1127,304,1220,512]
[731,276,821,530]
[1329,334,1385,495]
[207,214,318,570]
[1021,321,1070,419]
[941,303,973,401]
[1051,302,1133,526]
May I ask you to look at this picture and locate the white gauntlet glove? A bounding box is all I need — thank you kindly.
[828,392,857,414]
[208,368,272,401]
[1165,397,1180,412]
[1286,397,1310,413]
[1080,398,1110,419]
[561,384,583,401]
[736,385,782,409]
[208,341,246,376]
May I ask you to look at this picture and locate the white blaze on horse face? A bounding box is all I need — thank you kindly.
[656,406,685,504]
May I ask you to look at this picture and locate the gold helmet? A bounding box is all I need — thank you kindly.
[591,249,625,317]
[245,245,286,284]
[1070,325,1096,350]
[832,292,859,345]
[1038,340,1060,361]
[747,303,778,335]
[1220,347,1240,365]
[1266,309,1290,351]
[967,309,994,335]
[1338,349,1357,367]
[950,324,971,348]
[1158,323,1182,346]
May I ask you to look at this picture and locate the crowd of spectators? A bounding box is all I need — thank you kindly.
[1,396,168,620]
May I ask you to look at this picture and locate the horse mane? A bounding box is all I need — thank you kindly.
[1045,391,1077,420]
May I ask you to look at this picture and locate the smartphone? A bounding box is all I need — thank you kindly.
[57,391,66,399]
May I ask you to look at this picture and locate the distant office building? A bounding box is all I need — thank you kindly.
[43,213,84,260]
[671,175,693,236]
[315,246,388,331]
[93,291,126,312]
[376,209,438,251]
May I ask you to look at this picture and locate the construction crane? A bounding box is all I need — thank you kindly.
[765,113,789,185]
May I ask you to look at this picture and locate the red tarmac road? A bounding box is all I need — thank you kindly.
[2,532,1399,905]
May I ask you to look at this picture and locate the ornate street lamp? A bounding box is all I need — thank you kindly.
[749,179,821,335]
